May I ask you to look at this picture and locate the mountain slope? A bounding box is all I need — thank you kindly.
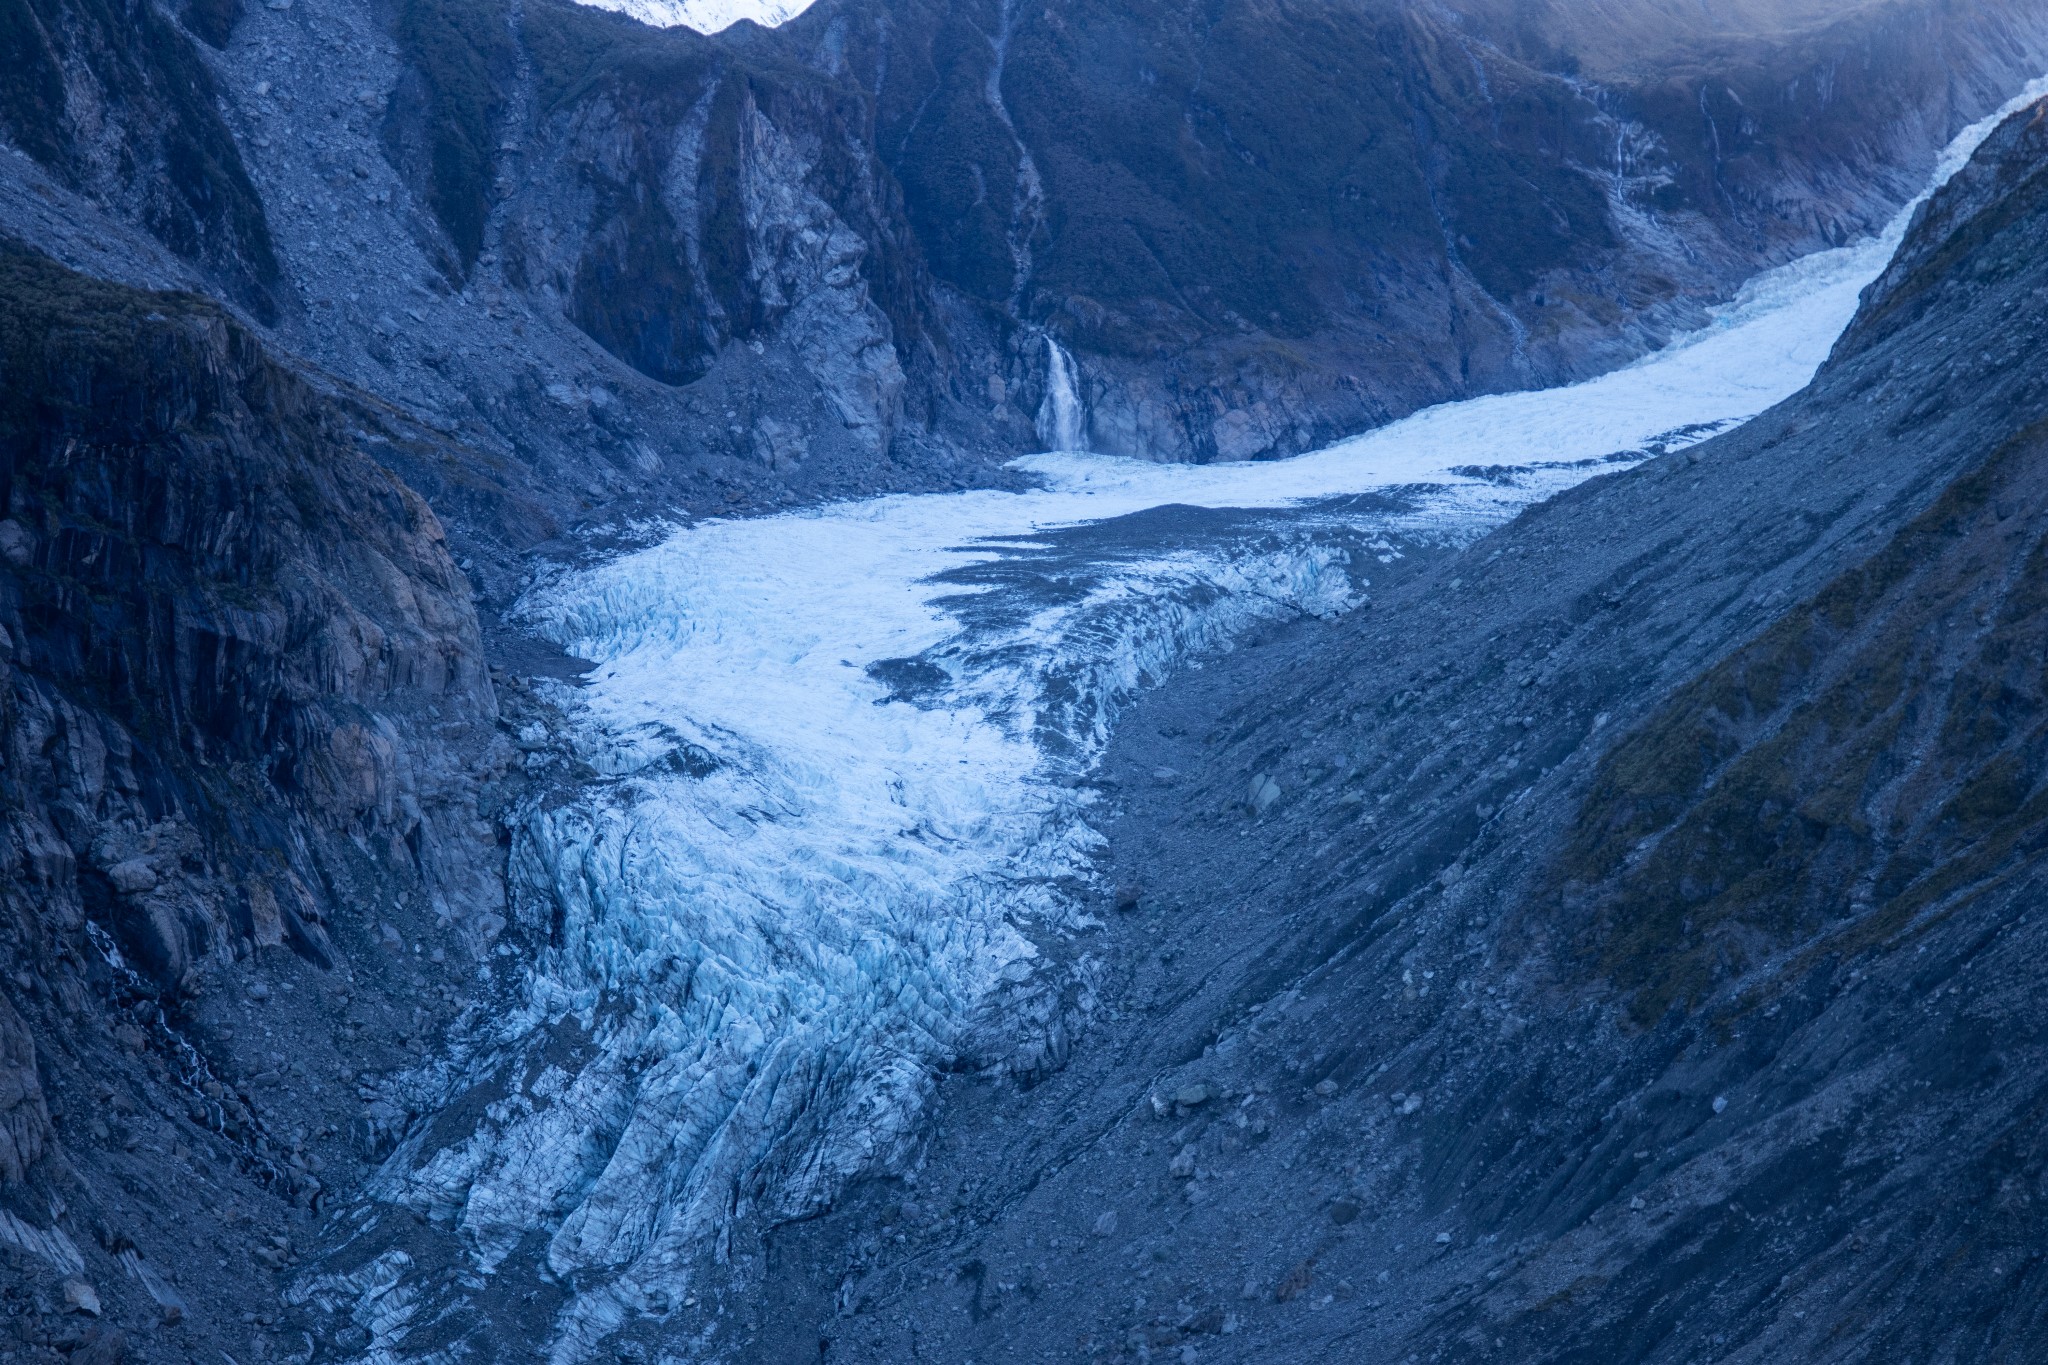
[3,6,2048,1363]
[3,0,2046,537]
[862,0,2048,456]
[0,243,519,1361]
[0,0,281,317]
[734,93,2048,1365]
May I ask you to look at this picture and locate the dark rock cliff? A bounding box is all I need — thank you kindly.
[849,0,2048,459]
[405,0,2048,471]
[734,95,2048,1364]
[0,244,511,1358]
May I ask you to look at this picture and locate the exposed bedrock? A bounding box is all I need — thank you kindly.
[0,243,516,1357]
[446,0,2048,470]
[0,0,283,318]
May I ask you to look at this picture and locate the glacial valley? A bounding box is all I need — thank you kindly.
[4,3,2048,1364]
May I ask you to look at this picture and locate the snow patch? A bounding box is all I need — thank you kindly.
[574,0,814,35]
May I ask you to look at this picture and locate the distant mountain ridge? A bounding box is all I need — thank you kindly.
[577,0,814,33]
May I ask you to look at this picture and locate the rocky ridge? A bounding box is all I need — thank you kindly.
[0,244,530,1362]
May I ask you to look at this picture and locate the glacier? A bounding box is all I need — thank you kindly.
[307,80,2048,1365]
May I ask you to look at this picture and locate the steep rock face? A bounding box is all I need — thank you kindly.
[0,245,503,986]
[383,0,521,277]
[1840,98,2048,357]
[869,0,2048,459]
[506,5,923,444]
[737,98,2048,1364]
[0,0,992,552]
[0,244,507,1350]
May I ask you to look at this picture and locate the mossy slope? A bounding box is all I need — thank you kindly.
[1557,421,2048,1023]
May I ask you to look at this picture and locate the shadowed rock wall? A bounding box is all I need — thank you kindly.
[8,0,2047,532]
[0,243,510,1358]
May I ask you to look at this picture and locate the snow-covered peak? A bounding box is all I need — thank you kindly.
[573,0,814,34]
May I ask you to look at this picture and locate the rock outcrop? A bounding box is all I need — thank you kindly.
[850,0,2048,459]
[0,0,281,317]
[0,242,508,1359]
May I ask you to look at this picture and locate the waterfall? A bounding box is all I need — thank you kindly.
[1037,336,1088,452]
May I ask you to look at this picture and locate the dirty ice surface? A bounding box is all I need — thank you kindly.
[331,82,2048,1365]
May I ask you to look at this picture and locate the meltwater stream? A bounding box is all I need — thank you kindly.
[320,87,2046,1364]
